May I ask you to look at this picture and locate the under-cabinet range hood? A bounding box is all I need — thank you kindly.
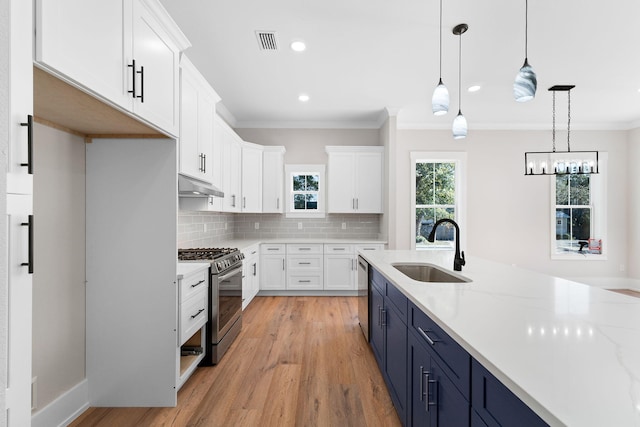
[178,174,224,198]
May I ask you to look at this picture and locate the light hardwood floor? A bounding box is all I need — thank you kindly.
[71,296,402,427]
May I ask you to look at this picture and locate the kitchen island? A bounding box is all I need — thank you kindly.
[359,250,640,427]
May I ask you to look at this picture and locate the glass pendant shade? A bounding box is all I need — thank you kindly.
[432,79,449,115]
[452,111,467,139]
[514,58,537,102]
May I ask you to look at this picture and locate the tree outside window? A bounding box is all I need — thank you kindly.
[555,174,591,252]
[415,162,456,247]
[292,174,319,211]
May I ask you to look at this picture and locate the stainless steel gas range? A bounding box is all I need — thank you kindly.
[178,248,244,364]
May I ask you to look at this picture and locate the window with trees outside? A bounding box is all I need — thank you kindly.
[284,164,325,218]
[412,153,464,250]
[551,153,606,258]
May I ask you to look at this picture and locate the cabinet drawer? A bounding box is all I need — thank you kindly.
[288,255,323,270]
[409,302,470,399]
[261,244,286,254]
[180,290,208,346]
[324,244,354,254]
[287,244,323,254]
[355,244,385,252]
[472,359,548,427]
[242,244,259,257]
[370,267,385,294]
[385,281,407,320]
[180,268,208,303]
[287,274,323,290]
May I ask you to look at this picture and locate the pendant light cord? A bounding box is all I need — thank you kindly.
[458,31,462,112]
[439,0,443,79]
[552,91,556,152]
[525,0,529,59]
[567,90,571,152]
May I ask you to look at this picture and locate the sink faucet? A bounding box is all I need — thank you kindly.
[427,218,466,271]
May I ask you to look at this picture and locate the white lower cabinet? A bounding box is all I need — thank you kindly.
[260,244,287,290]
[177,264,208,390]
[287,244,323,290]
[324,244,356,290]
[242,244,260,309]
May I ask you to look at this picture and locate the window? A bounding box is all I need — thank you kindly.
[285,164,325,218]
[551,153,607,259]
[411,152,466,250]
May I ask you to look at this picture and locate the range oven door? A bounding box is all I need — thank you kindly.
[215,265,243,339]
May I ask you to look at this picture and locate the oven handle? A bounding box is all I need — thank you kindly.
[218,266,243,282]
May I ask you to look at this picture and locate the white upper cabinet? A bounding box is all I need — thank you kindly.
[219,119,242,212]
[241,143,264,213]
[326,146,384,213]
[179,56,220,183]
[262,147,286,213]
[35,0,190,136]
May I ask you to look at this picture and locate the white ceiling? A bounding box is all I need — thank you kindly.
[159,0,640,130]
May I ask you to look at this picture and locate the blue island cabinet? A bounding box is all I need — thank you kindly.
[370,268,408,424]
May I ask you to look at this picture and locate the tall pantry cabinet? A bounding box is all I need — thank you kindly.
[5,0,34,424]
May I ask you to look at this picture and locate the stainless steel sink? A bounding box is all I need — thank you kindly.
[392,263,471,283]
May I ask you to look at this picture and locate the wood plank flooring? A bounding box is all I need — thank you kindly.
[607,288,640,298]
[70,296,401,427]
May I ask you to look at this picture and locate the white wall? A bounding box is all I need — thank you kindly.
[32,124,86,411]
[628,128,640,279]
[393,128,629,279]
[235,128,380,164]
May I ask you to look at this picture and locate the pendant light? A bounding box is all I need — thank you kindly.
[514,0,537,102]
[452,23,468,139]
[524,85,599,176]
[431,0,449,115]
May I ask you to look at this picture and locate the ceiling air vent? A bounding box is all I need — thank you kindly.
[256,31,279,51]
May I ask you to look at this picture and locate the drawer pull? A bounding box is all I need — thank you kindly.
[418,326,440,346]
[191,279,206,288]
[333,248,346,251]
[298,280,311,283]
[298,262,311,265]
[298,247,311,251]
[190,308,205,319]
[267,248,280,251]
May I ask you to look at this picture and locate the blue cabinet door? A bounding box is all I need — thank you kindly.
[386,304,407,423]
[409,331,434,426]
[370,285,385,367]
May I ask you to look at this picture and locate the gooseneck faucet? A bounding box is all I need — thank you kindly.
[427,218,466,271]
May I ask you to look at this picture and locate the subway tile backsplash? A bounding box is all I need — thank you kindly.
[178,211,381,247]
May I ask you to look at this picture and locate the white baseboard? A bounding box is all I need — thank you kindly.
[31,379,89,427]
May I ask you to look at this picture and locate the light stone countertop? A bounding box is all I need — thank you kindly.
[359,250,640,427]
[176,262,210,279]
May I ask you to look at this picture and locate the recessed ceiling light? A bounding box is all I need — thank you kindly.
[468,85,481,93]
[298,94,310,102]
[290,40,306,52]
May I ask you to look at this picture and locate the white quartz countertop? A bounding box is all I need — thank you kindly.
[359,250,640,427]
[176,262,209,279]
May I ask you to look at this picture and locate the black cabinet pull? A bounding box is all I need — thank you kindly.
[190,308,205,319]
[137,65,144,103]
[190,279,206,288]
[19,115,33,174]
[20,215,33,274]
[128,60,137,99]
[252,263,257,276]
[202,154,206,173]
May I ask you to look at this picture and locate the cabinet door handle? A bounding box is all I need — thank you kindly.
[19,115,33,174]
[231,195,236,207]
[243,197,246,209]
[282,259,285,270]
[276,198,280,209]
[418,326,440,346]
[333,248,346,251]
[191,279,206,288]
[356,198,359,210]
[190,308,205,319]
[20,215,34,274]
[137,65,145,103]
[377,306,382,326]
[380,308,386,326]
[202,154,206,173]
[426,372,437,412]
[267,248,280,251]
[127,60,137,99]
[253,263,257,276]
[352,198,355,209]
[419,366,427,402]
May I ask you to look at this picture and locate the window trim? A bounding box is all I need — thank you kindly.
[550,152,607,260]
[410,152,467,250]
[284,164,326,218]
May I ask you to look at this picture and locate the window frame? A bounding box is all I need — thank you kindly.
[410,152,467,251]
[550,152,607,260]
[284,164,326,218]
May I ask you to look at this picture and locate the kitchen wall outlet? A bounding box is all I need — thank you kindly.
[255,222,260,230]
[341,222,347,230]
[298,222,303,230]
